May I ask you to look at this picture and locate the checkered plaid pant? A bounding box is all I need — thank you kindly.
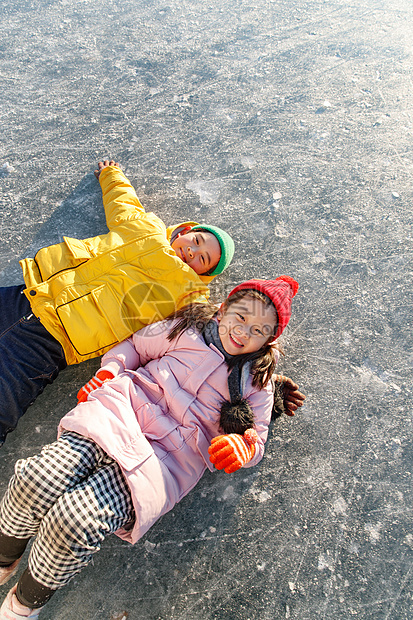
[0,432,134,589]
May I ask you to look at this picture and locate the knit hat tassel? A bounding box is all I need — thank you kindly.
[219,396,255,435]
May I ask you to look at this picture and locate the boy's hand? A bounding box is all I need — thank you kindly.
[272,375,306,417]
[208,430,258,473]
[77,369,114,403]
[94,160,121,179]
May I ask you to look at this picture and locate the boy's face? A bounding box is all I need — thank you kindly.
[171,229,221,275]
[217,296,277,356]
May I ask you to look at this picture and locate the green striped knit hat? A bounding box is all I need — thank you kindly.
[192,225,235,275]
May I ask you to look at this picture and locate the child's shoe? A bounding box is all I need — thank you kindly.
[0,560,21,587]
[0,584,43,619]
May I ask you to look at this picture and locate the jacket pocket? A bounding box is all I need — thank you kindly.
[56,285,130,356]
[63,236,93,261]
[114,435,155,471]
[32,237,92,282]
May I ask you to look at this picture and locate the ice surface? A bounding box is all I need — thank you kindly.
[0,0,412,619]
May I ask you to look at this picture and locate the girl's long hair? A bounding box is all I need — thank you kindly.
[166,290,281,389]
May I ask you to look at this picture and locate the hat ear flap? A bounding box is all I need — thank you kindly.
[175,225,193,238]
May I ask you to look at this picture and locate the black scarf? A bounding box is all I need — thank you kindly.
[202,319,242,400]
[202,319,255,435]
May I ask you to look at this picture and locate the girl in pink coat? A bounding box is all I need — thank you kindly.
[0,276,300,619]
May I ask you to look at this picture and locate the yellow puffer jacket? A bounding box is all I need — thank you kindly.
[20,166,214,365]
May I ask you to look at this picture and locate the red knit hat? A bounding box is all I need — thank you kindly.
[227,275,299,341]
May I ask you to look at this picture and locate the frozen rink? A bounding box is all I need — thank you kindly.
[0,0,412,618]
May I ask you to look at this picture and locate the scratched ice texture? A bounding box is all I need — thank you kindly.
[0,0,412,618]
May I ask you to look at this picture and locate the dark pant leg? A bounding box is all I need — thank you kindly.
[0,285,67,445]
[0,532,30,564]
[16,569,56,608]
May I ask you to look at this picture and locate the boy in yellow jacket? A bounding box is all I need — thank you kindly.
[0,160,235,446]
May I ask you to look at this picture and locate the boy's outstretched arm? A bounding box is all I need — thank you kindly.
[96,159,147,229]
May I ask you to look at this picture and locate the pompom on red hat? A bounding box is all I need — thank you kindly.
[227,275,299,341]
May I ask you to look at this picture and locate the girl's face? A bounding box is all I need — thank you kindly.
[217,296,277,356]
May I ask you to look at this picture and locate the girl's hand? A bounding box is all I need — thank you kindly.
[208,430,258,473]
[77,369,114,403]
[272,375,306,416]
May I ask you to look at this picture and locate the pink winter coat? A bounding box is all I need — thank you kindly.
[59,320,274,544]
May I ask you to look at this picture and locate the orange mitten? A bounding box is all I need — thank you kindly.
[77,369,114,403]
[208,429,258,473]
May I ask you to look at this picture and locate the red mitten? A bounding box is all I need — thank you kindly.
[77,369,114,403]
[208,429,258,473]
